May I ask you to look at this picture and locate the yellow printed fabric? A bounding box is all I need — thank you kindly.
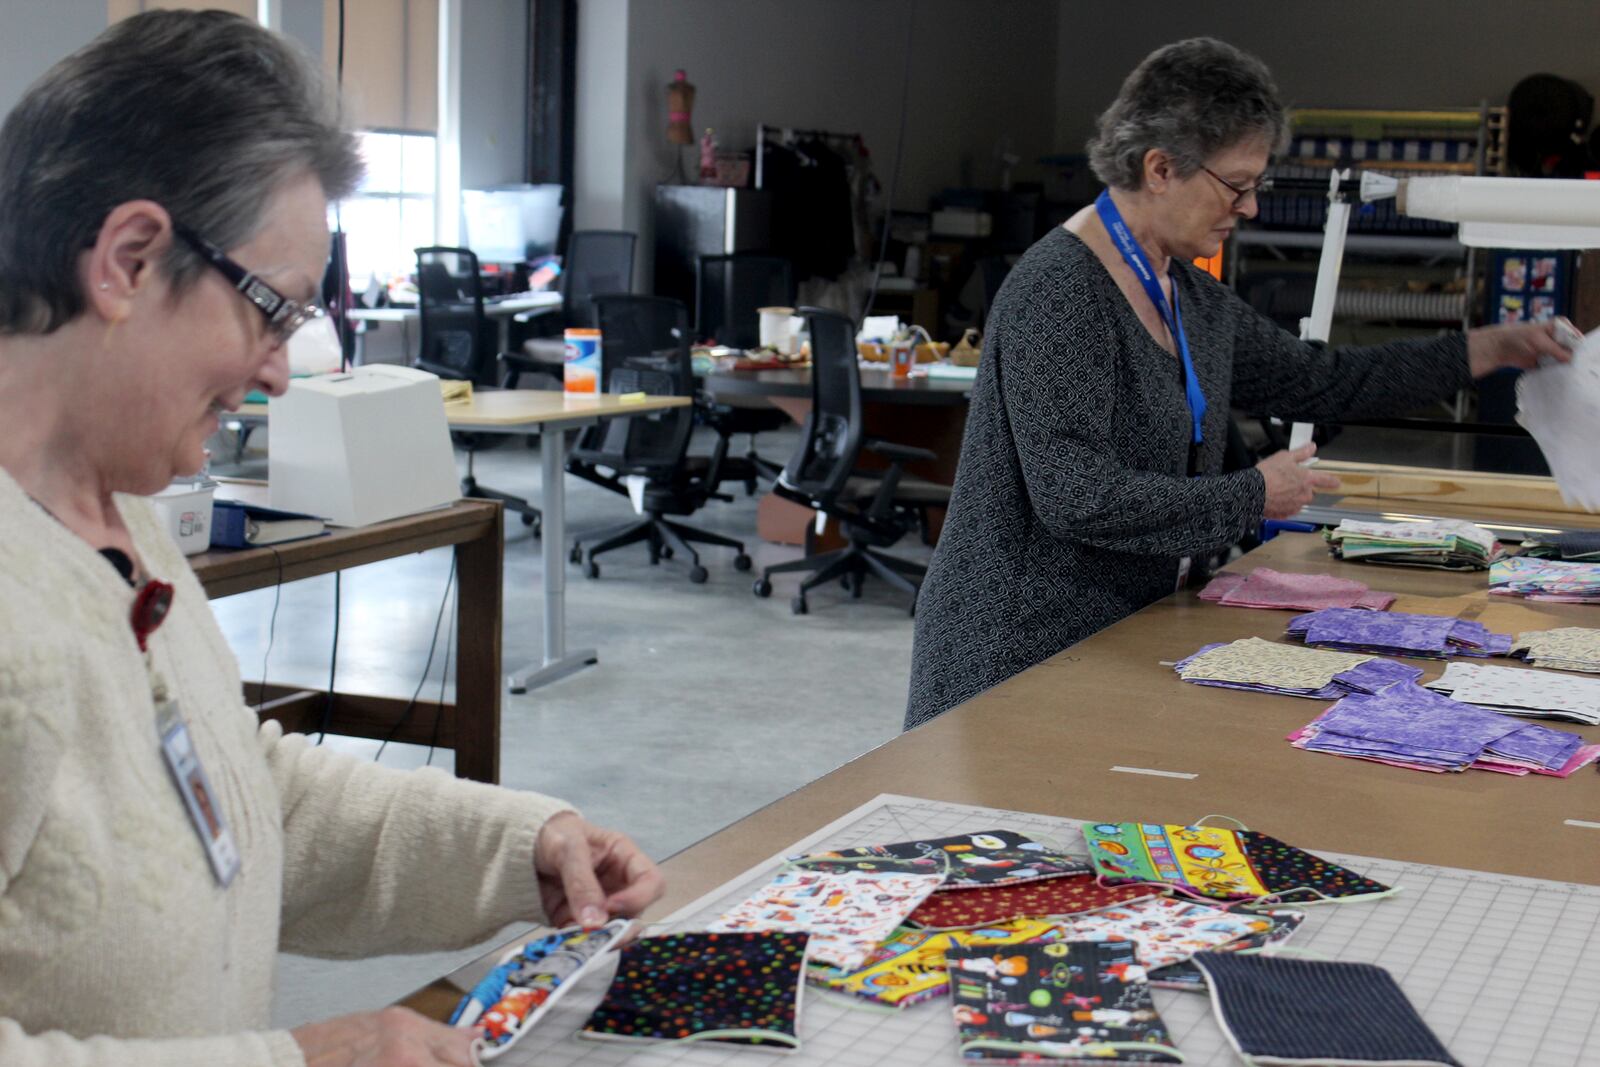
[1154,824,1269,900]
[815,918,1064,1008]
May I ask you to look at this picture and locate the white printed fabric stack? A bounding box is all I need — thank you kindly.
[1510,627,1600,674]
[1324,518,1501,571]
[1490,557,1600,603]
[1425,662,1600,725]
[1517,325,1600,511]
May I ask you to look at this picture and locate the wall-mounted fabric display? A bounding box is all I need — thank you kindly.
[1286,608,1512,658]
[1083,822,1394,904]
[1191,952,1461,1067]
[708,869,941,971]
[578,931,809,1050]
[947,940,1182,1063]
[907,873,1158,930]
[791,830,1090,890]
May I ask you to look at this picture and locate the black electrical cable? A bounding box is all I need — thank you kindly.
[858,0,918,325]
[316,571,340,744]
[426,584,455,768]
[334,0,351,371]
[375,558,456,764]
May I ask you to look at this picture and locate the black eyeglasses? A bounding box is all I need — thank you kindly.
[1201,166,1273,208]
[171,222,323,345]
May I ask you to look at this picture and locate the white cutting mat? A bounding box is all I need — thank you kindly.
[483,794,1600,1066]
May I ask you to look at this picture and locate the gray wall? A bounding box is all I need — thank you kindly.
[574,0,630,230]
[460,0,529,188]
[0,0,107,117]
[1054,0,1600,156]
[601,0,1061,288]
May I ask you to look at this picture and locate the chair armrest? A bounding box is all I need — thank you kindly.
[513,306,562,324]
[863,438,937,465]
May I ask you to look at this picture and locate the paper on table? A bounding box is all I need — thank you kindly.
[1517,325,1600,511]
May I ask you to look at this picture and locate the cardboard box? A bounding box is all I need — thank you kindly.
[268,366,460,527]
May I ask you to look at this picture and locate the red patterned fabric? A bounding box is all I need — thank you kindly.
[907,874,1158,929]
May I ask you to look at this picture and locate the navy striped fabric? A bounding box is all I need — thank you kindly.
[1192,953,1460,1066]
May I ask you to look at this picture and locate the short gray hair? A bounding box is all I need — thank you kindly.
[1087,37,1287,192]
[0,10,363,335]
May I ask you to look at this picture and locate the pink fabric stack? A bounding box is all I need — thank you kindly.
[1199,567,1396,612]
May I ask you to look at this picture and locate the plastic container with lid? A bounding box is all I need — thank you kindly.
[563,327,601,393]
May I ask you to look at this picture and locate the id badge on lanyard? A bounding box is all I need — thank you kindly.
[134,581,241,887]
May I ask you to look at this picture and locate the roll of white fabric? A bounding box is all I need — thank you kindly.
[1402,176,1600,226]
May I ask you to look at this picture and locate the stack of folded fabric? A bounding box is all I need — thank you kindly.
[1290,681,1597,776]
[1198,567,1396,611]
[1510,627,1600,673]
[1490,557,1600,602]
[1518,529,1600,562]
[1174,637,1422,699]
[1425,661,1600,725]
[1286,607,1512,659]
[1325,518,1501,570]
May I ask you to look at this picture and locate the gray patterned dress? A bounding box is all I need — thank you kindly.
[904,227,1470,729]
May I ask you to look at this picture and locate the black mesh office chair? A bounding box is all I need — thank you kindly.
[565,295,751,583]
[415,246,541,533]
[505,230,638,385]
[751,307,950,615]
[695,252,796,489]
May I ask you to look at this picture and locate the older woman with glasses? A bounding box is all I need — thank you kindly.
[0,12,660,1067]
[905,37,1572,730]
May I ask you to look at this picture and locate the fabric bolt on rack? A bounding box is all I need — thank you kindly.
[947,939,1183,1064]
[707,868,941,971]
[1490,556,1600,602]
[1510,626,1600,672]
[1285,607,1513,658]
[1325,518,1501,570]
[1290,680,1597,776]
[1190,952,1462,1067]
[1082,822,1394,905]
[1198,567,1396,611]
[808,917,1066,1009]
[790,829,1091,890]
[578,931,808,1050]
[1173,636,1423,698]
[1426,660,1600,724]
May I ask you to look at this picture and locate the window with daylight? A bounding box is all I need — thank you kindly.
[337,130,437,290]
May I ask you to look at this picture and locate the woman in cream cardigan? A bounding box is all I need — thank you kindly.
[0,12,661,1067]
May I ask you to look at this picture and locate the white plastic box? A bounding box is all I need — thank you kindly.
[268,365,460,527]
[148,481,216,556]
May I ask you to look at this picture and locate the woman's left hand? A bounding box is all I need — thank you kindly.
[1466,319,1577,378]
[534,812,665,929]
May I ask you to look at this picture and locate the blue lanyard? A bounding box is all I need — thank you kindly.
[1094,189,1206,445]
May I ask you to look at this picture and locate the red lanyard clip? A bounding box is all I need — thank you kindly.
[131,580,175,652]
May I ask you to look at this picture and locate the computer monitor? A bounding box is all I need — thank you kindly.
[461,184,564,264]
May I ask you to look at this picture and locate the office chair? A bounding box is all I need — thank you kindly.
[565,294,751,583]
[694,252,796,490]
[751,306,950,615]
[415,246,541,534]
[504,230,638,385]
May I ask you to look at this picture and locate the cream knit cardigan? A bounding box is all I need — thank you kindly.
[0,469,575,1066]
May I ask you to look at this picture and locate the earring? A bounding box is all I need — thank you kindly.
[98,282,110,290]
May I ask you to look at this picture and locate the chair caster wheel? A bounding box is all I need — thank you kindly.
[791,595,808,615]
[569,543,583,564]
[745,479,758,497]
[584,561,600,579]
[840,573,853,591]
[521,512,538,527]
[753,578,773,598]
[908,594,918,618]
[660,545,674,559]
[689,565,709,584]
[733,553,752,572]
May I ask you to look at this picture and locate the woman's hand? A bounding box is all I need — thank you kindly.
[291,1007,477,1067]
[534,812,665,929]
[1256,443,1341,519]
[1466,319,1576,378]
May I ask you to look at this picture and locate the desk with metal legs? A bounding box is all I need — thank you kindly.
[232,390,689,692]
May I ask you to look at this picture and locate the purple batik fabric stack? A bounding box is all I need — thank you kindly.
[1290,681,1596,776]
[1286,608,1514,659]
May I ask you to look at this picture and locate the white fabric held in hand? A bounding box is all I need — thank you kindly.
[1517,326,1600,512]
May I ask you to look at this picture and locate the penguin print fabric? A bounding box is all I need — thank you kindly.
[793,829,1091,890]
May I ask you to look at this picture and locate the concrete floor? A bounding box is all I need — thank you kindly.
[207,426,927,1026]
